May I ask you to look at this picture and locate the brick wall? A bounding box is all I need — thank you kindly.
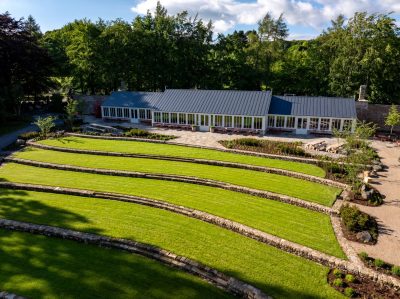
[356,102,400,133]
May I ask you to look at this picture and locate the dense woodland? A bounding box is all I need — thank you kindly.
[1,3,400,124]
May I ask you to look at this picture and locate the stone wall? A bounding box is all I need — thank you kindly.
[0,217,269,299]
[72,94,108,115]
[356,102,400,133]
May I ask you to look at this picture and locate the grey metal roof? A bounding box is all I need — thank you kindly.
[102,91,162,109]
[269,96,357,118]
[155,89,272,116]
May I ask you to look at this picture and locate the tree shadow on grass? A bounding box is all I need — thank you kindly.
[54,136,84,144]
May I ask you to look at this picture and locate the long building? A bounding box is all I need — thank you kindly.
[101,89,357,134]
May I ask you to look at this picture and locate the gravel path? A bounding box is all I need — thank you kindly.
[0,124,37,150]
[349,141,400,265]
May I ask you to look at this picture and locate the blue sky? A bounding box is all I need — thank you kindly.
[1,0,399,39]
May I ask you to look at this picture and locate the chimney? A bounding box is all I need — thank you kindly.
[358,85,367,102]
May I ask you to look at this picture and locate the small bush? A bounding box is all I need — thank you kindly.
[358,252,369,261]
[391,266,400,276]
[333,278,345,287]
[368,192,384,206]
[124,128,175,141]
[18,131,39,140]
[333,269,343,278]
[374,259,385,268]
[344,287,355,298]
[235,138,263,147]
[72,126,81,132]
[340,204,377,239]
[345,274,355,283]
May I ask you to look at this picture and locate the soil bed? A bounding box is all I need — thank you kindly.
[340,222,377,245]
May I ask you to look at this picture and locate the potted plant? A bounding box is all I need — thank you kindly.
[191,125,198,132]
[209,126,215,133]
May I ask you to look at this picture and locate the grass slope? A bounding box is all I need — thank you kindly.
[39,136,326,177]
[16,147,340,206]
[0,163,344,258]
[0,189,343,299]
[0,229,231,299]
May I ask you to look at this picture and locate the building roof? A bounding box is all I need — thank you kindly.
[101,91,162,109]
[155,89,272,116]
[269,96,357,118]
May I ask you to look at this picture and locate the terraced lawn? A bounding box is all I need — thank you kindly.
[15,147,340,206]
[0,163,344,257]
[38,136,326,177]
[0,229,231,299]
[0,189,343,299]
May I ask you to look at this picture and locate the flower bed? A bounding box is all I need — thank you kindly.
[358,252,400,280]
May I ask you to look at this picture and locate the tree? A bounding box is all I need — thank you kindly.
[385,105,400,134]
[34,116,56,138]
[65,99,79,129]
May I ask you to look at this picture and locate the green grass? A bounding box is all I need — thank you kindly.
[0,188,343,299]
[39,136,326,177]
[15,147,340,206]
[0,162,344,258]
[0,229,231,299]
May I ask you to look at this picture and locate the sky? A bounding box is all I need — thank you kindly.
[1,0,400,40]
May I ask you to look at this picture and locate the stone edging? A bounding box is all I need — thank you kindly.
[0,218,269,299]
[27,140,347,189]
[0,292,26,299]
[0,182,398,290]
[5,156,334,214]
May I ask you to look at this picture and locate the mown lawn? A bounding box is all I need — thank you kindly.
[39,136,326,177]
[0,189,343,299]
[0,229,231,299]
[16,147,340,206]
[0,163,344,257]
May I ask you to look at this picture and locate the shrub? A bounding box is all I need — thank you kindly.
[358,252,369,261]
[72,126,81,132]
[124,128,175,141]
[235,138,263,147]
[374,259,385,268]
[333,278,345,287]
[391,266,400,276]
[340,204,377,238]
[18,131,39,140]
[345,274,355,283]
[344,287,355,298]
[333,269,343,278]
[368,192,384,206]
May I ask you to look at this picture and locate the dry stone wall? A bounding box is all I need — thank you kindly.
[0,218,269,299]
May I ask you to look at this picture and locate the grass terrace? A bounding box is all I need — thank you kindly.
[0,163,344,257]
[14,147,341,206]
[0,189,343,299]
[38,136,326,177]
[0,229,231,299]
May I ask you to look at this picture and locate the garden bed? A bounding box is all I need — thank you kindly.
[327,268,399,298]
[358,252,400,281]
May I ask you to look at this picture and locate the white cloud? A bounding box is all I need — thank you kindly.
[131,0,400,36]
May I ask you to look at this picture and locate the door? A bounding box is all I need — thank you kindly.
[296,117,308,134]
[130,109,139,124]
[199,115,209,131]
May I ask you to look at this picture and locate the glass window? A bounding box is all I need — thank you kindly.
[103,107,109,117]
[123,108,130,118]
[297,118,307,129]
[187,114,195,125]
[332,119,341,131]
[309,118,319,130]
[343,119,352,131]
[179,113,186,124]
[224,116,232,127]
[244,117,252,128]
[320,118,330,131]
[215,115,223,127]
[276,116,285,128]
[147,110,152,119]
[110,108,116,117]
[131,109,138,119]
[200,115,209,126]
[286,117,295,128]
[254,117,262,129]
[154,112,161,122]
[234,116,242,128]
[162,113,169,123]
[116,108,123,118]
[170,113,178,124]
[139,109,146,119]
[268,115,275,127]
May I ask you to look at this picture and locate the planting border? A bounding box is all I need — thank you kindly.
[27,141,347,189]
[4,157,335,213]
[0,218,269,299]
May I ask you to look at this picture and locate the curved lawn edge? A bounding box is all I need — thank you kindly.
[27,141,346,189]
[0,182,345,263]
[0,218,269,299]
[5,157,336,213]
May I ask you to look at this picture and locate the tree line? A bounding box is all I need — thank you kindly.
[1,3,400,123]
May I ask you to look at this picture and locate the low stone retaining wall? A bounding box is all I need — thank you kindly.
[0,218,269,299]
[0,292,26,299]
[27,141,347,189]
[0,182,399,290]
[6,156,334,214]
